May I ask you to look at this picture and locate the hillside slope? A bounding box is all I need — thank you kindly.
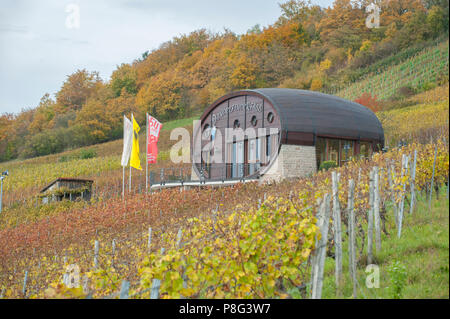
[336,41,449,101]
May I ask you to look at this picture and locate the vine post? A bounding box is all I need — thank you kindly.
[368,169,374,265]
[331,171,343,292]
[347,179,357,298]
[409,149,417,214]
[119,280,130,299]
[373,166,381,252]
[398,154,409,238]
[429,145,438,210]
[150,247,165,299]
[311,193,331,299]
[94,240,99,269]
[147,227,152,253]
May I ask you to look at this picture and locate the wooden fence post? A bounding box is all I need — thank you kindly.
[331,171,342,291]
[311,193,331,299]
[347,179,357,298]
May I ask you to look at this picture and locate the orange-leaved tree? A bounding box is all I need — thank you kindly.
[354,92,382,113]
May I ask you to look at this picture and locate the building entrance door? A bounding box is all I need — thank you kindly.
[248,138,261,175]
[231,141,244,178]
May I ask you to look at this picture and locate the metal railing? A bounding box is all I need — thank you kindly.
[149,163,265,186]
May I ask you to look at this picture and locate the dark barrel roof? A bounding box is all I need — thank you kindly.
[248,88,384,144]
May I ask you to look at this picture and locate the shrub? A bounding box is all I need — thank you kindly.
[20,130,65,159]
[79,149,97,160]
[417,81,437,93]
[319,160,337,171]
[397,86,416,98]
[354,92,382,112]
[387,261,407,299]
[310,78,323,91]
[58,155,69,163]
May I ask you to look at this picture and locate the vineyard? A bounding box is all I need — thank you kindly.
[378,101,449,147]
[1,0,449,302]
[0,76,448,299]
[334,41,449,101]
[0,136,447,298]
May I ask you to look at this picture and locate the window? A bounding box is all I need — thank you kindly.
[316,137,327,168]
[248,138,261,175]
[266,135,271,163]
[267,112,274,123]
[340,140,354,164]
[233,119,240,129]
[202,124,210,139]
[251,115,258,126]
[360,142,372,159]
[231,141,244,178]
[328,139,339,165]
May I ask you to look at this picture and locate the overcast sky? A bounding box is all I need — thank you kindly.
[0,0,334,114]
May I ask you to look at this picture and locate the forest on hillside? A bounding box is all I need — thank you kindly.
[0,0,448,162]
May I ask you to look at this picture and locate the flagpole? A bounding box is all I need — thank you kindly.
[130,113,133,193]
[122,166,125,200]
[146,113,149,193]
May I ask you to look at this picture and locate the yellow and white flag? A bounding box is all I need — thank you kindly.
[121,115,133,167]
[130,114,142,170]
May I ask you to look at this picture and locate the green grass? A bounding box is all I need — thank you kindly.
[321,188,449,299]
[160,116,198,131]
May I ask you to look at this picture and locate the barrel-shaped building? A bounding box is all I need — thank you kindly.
[191,88,384,181]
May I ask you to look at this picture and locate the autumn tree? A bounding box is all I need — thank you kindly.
[0,114,14,161]
[379,0,426,27]
[230,55,257,89]
[354,92,382,112]
[29,94,56,134]
[110,64,138,97]
[56,69,102,111]
[135,29,214,86]
[277,0,314,25]
[136,70,187,121]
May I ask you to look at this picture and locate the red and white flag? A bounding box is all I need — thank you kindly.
[147,114,162,164]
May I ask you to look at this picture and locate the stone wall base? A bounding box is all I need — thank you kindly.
[260,144,317,183]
